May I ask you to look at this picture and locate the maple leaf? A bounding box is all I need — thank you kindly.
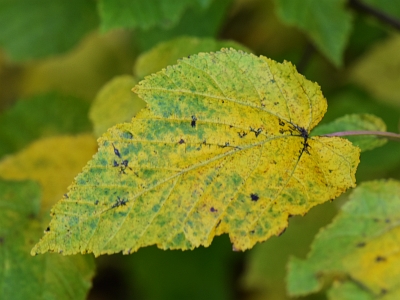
[32,49,360,256]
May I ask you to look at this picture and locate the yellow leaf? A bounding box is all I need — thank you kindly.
[0,134,97,212]
[32,49,360,256]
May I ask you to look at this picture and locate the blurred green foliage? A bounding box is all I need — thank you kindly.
[0,0,399,299]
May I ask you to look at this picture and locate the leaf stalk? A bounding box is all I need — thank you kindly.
[323,130,400,141]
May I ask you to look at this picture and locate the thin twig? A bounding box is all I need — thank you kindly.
[348,0,400,31]
[322,130,400,141]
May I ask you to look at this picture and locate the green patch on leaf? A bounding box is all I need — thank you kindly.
[287,179,400,298]
[134,36,251,79]
[0,179,95,299]
[89,75,146,137]
[312,114,387,151]
[0,0,98,61]
[32,49,359,256]
[274,0,353,67]
[0,92,91,158]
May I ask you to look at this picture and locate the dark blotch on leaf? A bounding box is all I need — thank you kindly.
[238,131,247,138]
[356,242,366,247]
[95,200,99,205]
[0,237,4,245]
[250,193,259,201]
[375,256,387,262]
[210,207,217,212]
[45,226,50,232]
[113,160,119,167]
[112,196,128,209]
[112,143,121,158]
[191,115,197,127]
[178,139,185,144]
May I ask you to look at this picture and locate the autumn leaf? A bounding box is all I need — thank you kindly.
[32,49,360,256]
[287,179,400,299]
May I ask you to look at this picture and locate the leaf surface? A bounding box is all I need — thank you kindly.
[0,0,98,61]
[274,0,352,66]
[32,49,360,256]
[0,134,97,212]
[312,114,387,152]
[0,179,94,300]
[287,180,400,298]
[89,75,146,137]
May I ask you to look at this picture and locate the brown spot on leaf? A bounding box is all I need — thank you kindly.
[375,256,386,262]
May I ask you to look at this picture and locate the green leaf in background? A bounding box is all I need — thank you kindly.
[134,36,252,79]
[274,0,353,67]
[287,179,400,298]
[89,75,146,137]
[0,92,91,158]
[0,0,98,61]
[0,179,95,300]
[135,0,232,51]
[241,201,338,300]
[98,0,212,32]
[327,281,373,300]
[350,34,400,108]
[312,114,387,152]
